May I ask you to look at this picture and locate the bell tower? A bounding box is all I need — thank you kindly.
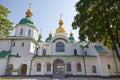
[15,3,37,39]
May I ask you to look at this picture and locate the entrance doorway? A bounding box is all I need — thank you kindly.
[20,64,27,76]
[53,59,65,78]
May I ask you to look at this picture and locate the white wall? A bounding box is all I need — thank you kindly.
[15,24,37,39]
[30,42,36,54]
[0,58,8,75]
[11,40,31,56]
[0,40,11,52]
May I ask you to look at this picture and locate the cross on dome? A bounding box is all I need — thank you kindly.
[29,3,32,9]
[26,3,33,17]
[59,14,64,25]
[39,29,42,38]
[60,14,62,19]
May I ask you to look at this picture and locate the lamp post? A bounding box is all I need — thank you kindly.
[81,45,86,75]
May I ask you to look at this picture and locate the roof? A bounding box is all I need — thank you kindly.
[37,38,43,43]
[45,37,52,42]
[0,50,10,58]
[18,16,37,31]
[94,46,106,53]
[69,36,75,42]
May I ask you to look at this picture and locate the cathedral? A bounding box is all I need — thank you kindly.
[0,6,120,78]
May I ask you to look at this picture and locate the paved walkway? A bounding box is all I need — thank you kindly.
[0,77,120,80]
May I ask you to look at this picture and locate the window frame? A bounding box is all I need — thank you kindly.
[67,63,72,72]
[108,64,111,69]
[28,29,31,36]
[13,42,15,47]
[77,63,82,72]
[36,63,41,72]
[74,49,77,55]
[43,49,46,56]
[20,28,23,35]
[46,63,51,72]
[56,41,65,52]
[92,65,97,73]
[21,42,24,47]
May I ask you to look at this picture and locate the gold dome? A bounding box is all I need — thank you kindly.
[59,19,64,25]
[39,33,42,38]
[70,32,73,36]
[56,18,66,33]
[26,9,32,17]
[56,27,66,33]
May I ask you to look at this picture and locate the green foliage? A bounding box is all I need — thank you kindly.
[0,4,13,38]
[72,0,120,49]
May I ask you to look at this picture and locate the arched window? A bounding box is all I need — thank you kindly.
[47,63,51,71]
[28,29,31,36]
[37,63,41,72]
[20,28,23,35]
[77,63,81,72]
[56,42,65,52]
[21,42,24,47]
[67,63,71,72]
[108,64,111,69]
[16,53,19,56]
[43,49,46,56]
[74,49,77,55]
[13,42,15,47]
[85,51,87,56]
[92,65,97,73]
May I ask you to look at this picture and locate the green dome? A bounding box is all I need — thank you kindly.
[19,16,37,30]
[37,38,43,43]
[45,37,52,42]
[69,36,75,42]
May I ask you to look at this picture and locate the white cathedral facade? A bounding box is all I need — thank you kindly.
[0,7,120,78]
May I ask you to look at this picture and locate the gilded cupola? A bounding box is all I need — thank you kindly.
[56,15,66,33]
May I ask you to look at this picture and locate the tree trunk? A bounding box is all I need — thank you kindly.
[106,24,120,62]
[116,31,120,48]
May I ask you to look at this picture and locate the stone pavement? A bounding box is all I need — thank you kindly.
[0,77,120,80]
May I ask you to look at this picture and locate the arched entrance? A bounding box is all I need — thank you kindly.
[53,59,65,78]
[20,64,27,76]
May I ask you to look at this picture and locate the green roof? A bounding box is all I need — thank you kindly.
[0,50,10,58]
[69,36,75,42]
[37,38,43,42]
[18,16,37,31]
[45,37,52,42]
[94,46,106,53]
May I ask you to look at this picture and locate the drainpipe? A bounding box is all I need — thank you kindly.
[29,47,39,75]
[29,55,35,75]
[112,51,119,75]
[81,45,87,75]
[5,39,13,75]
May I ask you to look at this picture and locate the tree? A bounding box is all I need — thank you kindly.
[0,4,13,38]
[72,0,120,61]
